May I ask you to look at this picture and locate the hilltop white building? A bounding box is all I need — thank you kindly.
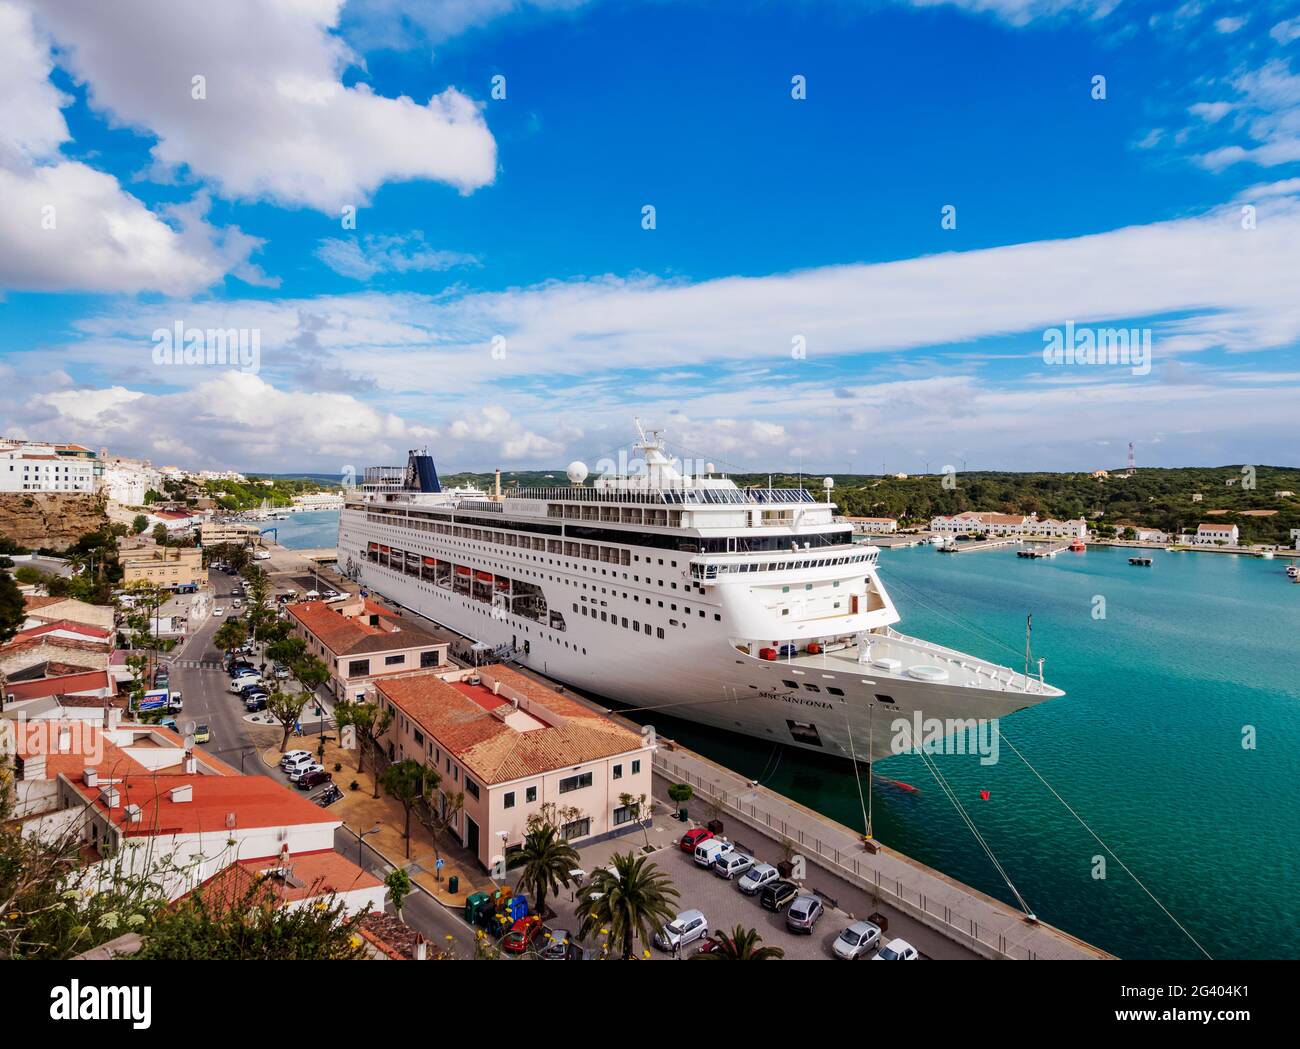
[0,442,98,493]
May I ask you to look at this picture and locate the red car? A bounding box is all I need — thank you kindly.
[679,828,714,853]
[503,915,544,954]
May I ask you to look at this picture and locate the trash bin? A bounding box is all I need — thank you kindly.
[448,874,459,894]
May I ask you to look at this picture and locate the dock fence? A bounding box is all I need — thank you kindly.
[654,753,1040,960]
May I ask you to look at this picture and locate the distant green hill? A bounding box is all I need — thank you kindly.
[444,465,1300,545]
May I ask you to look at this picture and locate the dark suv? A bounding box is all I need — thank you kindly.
[759,879,799,912]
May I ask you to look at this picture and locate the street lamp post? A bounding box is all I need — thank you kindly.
[359,822,382,868]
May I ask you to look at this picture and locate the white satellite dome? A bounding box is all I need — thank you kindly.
[823,476,835,489]
[705,463,715,475]
[566,460,589,484]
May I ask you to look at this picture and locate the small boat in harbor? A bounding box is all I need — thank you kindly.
[1070,539,1086,552]
[1129,556,1153,566]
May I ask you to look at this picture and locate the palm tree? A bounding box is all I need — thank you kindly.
[517,825,579,919]
[575,851,678,960]
[693,924,785,961]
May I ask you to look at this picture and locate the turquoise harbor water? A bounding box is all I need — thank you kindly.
[642,544,1300,960]
[270,509,342,550]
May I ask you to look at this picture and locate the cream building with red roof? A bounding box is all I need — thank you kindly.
[286,596,449,702]
[377,663,655,870]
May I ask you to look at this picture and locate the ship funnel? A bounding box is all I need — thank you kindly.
[405,449,441,493]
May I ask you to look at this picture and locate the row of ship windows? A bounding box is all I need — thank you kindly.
[360,530,706,602]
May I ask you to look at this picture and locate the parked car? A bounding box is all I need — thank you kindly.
[166,691,183,711]
[192,724,211,744]
[652,910,709,952]
[232,598,242,609]
[212,608,223,617]
[712,851,755,880]
[759,880,799,912]
[314,784,343,807]
[288,762,324,783]
[296,768,333,790]
[244,696,268,712]
[503,915,544,954]
[737,862,779,896]
[281,753,314,776]
[693,838,734,868]
[279,750,312,769]
[227,661,255,675]
[539,929,573,960]
[833,921,883,960]
[679,828,713,853]
[872,938,919,961]
[230,678,262,694]
[273,664,291,680]
[785,894,824,934]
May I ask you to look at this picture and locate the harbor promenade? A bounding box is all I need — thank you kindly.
[653,743,1114,960]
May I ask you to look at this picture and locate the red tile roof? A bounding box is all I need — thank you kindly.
[377,665,647,785]
[68,773,340,839]
[11,620,112,643]
[5,669,113,702]
[287,598,439,657]
[178,850,381,916]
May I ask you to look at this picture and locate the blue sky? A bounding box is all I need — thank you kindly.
[2,0,1299,474]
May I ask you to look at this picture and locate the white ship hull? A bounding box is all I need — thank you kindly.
[339,505,1060,763]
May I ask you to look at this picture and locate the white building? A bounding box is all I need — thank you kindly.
[1290,528,1300,551]
[1193,523,1239,546]
[844,516,897,534]
[101,457,164,506]
[0,443,98,493]
[1030,518,1088,539]
[931,511,1032,536]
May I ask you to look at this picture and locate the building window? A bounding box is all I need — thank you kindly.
[384,654,404,666]
[526,786,538,803]
[561,817,591,840]
[559,772,593,794]
[612,805,633,826]
[420,649,439,668]
[347,658,370,678]
[612,763,623,780]
[632,760,641,775]
[504,791,515,809]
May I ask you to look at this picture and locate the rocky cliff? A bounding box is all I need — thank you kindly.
[0,492,110,551]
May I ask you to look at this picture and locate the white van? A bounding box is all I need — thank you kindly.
[694,838,734,868]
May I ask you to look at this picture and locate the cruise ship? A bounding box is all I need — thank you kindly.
[337,427,1063,762]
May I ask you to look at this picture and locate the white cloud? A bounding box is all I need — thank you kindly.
[29,0,496,213]
[0,0,267,294]
[316,233,479,280]
[1195,59,1300,170]
[1188,101,1234,123]
[1271,17,1300,45]
[28,372,440,471]
[1214,16,1246,34]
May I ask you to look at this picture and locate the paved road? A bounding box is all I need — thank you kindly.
[334,826,479,956]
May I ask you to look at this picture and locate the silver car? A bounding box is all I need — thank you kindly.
[652,910,709,953]
[833,920,882,960]
[785,894,824,934]
[712,851,755,880]
[736,862,778,895]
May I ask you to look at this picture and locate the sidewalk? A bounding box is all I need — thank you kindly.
[653,745,1113,960]
[265,733,496,907]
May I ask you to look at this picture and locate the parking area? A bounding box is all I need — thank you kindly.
[501,829,895,961]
